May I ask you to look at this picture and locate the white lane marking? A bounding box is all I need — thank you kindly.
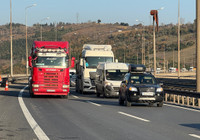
[164,104,200,113]
[87,101,102,107]
[18,86,50,140]
[71,95,79,99]
[118,111,150,122]
[189,134,200,139]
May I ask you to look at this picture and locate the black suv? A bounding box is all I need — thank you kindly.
[119,64,164,107]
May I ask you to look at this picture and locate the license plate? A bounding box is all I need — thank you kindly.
[47,89,55,92]
[142,92,154,96]
[139,97,156,101]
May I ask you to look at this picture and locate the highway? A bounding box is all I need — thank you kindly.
[0,81,200,140]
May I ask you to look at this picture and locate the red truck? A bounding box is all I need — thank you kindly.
[28,41,75,98]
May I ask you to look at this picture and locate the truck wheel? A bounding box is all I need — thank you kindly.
[125,96,131,107]
[119,96,124,105]
[61,94,69,99]
[149,103,154,107]
[96,91,100,97]
[29,85,35,98]
[30,91,35,98]
[157,101,163,107]
[96,86,100,97]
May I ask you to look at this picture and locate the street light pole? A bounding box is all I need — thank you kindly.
[178,0,181,78]
[153,19,156,75]
[40,17,50,41]
[150,7,164,75]
[25,4,36,76]
[136,20,145,65]
[10,0,13,77]
[196,0,200,92]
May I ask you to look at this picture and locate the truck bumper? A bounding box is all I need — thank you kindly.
[83,79,96,93]
[32,88,69,95]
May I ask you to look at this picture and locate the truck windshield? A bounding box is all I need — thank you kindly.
[106,70,128,81]
[85,57,113,68]
[35,56,68,67]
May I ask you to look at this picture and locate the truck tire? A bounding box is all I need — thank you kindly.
[96,86,100,97]
[29,85,35,98]
[119,96,124,105]
[61,94,69,99]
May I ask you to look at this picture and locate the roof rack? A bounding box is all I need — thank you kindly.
[129,64,146,73]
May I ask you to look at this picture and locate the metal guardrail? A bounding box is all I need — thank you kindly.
[164,88,200,108]
[0,74,29,86]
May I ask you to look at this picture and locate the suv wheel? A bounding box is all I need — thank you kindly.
[157,101,163,107]
[125,96,131,107]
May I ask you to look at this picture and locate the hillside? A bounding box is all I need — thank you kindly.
[0,22,196,74]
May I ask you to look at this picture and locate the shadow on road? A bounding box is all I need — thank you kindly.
[180,123,200,131]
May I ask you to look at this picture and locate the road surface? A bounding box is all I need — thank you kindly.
[0,81,199,140]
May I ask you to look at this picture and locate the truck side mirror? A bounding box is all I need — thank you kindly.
[71,57,75,68]
[28,56,33,68]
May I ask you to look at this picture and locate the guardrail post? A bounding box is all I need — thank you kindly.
[165,93,168,102]
[187,97,190,106]
[177,95,180,104]
[182,96,184,105]
[192,97,195,107]
[198,98,200,108]
[173,95,176,103]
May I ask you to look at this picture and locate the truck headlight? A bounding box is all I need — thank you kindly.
[129,87,138,92]
[32,84,39,88]
[105,82,113,87]
[156,87,163,92]
[63,85,69,88]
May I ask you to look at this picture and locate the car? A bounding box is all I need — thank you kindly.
[95,62,129,97]
[119,64,164,107]
[70,74,76,87]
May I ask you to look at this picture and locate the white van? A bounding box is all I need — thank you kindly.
[95,62,129,97]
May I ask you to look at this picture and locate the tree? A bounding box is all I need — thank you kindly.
[97,19,101,24]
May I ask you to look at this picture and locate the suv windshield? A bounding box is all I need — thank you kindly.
[130,74,157,84]
[35,56,68,67]
[85,57,113,68]
[106,69,128,81]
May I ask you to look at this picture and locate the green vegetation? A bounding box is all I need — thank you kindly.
[0,22,196,74]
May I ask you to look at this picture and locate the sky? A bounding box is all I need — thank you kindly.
[0,0,196,26]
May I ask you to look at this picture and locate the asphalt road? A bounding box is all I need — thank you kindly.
[0,81,200,140]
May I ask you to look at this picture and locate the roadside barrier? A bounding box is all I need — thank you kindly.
[164,89,200,108]
[5,80,8,91]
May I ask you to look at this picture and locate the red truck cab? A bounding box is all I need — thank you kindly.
[28,41,74,98]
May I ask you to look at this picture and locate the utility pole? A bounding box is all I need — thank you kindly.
[164,45,166,73]
[196,0,200,92]
[10,0,13,77]
[173,49,175,67]
[178,0,181,78]
[153,19,156,75]
[55,22,57,41]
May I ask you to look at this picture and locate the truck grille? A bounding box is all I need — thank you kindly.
[91,79,95,86]
[113,87,119,91]
[43,72,59,88]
